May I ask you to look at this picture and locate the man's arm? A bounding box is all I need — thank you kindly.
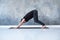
[9,19,26,29]
[16,19,26,28]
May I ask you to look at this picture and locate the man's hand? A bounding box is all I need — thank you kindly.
[16,26,20,29]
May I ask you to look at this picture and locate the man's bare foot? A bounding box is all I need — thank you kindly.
[41,25,47,29]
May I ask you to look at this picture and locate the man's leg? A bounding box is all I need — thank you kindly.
[33,10,45,26]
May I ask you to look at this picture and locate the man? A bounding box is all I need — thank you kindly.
[16,10,46,29]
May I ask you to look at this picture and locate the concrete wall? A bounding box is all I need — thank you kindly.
[0,0,60,25]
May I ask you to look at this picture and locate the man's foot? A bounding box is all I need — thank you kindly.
[41,25,48,29]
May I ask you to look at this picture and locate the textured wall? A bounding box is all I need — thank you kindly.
[0,0,60,25]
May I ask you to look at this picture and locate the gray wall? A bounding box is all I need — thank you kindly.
[0,0,60,25]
